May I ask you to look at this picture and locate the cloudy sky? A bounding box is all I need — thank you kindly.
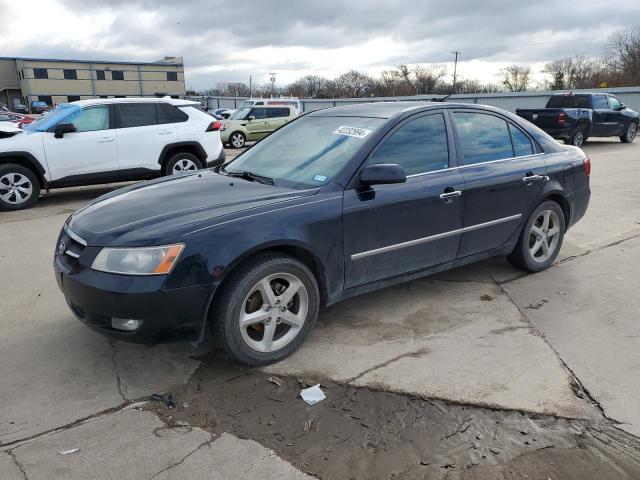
[1,0,639,89]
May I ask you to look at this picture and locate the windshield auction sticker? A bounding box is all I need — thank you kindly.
[333,126,372,139]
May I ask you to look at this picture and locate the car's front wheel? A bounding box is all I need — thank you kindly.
[0,163,40,211]
[620,122,638,143]
[508,200,566,272]
[213,253,320,366]
[229,131,246,149]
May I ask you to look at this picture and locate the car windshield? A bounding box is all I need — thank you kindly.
[23,103,80,132]
[229,107,252,120]
[224,116,384,189]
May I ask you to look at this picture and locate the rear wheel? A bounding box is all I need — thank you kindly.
[507,201,565,272]
[213,253,319,366]
[229,131,246,149]
[164,152,202,175]
[0,163,40,211]
[566,125,587,147]
[620,122,637,143]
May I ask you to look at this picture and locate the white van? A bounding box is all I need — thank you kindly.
[239,97,301,113]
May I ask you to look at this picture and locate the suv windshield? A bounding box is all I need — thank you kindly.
[229,107,252,120]
[224,116,384,189]
[23,104,80,132]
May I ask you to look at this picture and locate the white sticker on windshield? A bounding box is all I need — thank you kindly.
[313,174,328,183]
[333,126,372,139]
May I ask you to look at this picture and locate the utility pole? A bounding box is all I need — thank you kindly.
[451,50,461,94]
[249,75,252,98]
[269,72,276,97]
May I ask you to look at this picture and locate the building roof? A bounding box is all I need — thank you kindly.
[0,56,183,66]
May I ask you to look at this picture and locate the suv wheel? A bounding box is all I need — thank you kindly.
[229,131,246,149]
[508,201,566,272]
[0,163,40,211]
[213,253,320,366]
[164,152,202,175]
[621,122,637,143]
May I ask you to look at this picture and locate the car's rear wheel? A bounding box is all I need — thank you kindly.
[164,152,202,175]
[0,163,40,211]
[566,125,587,147]
[620,122,637,143]
[229,131,246,149]
[507,201,565,272]
[213,253,319,366]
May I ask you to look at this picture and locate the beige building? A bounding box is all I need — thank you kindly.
[0,56,186,111]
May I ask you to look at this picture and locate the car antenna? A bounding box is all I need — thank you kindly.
[430,94,451,102]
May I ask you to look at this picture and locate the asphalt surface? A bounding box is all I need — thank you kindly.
[1,138,639,478]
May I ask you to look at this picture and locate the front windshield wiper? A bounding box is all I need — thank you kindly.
[224,170,274,185]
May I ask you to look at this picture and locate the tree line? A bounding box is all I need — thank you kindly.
[188,26,640,98]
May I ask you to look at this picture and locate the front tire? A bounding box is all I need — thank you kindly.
[620,122,637,143]
[0,163,40,211]
[164,152,202,176]
[507,201,566,272]
[212,253,320,366]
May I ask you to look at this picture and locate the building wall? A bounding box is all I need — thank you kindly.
[3,57,186,110]
[0,59,20,108]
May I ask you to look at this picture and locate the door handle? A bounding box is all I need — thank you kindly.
[98,138,114,143]
[157,131,173,135]
[439,190,462,199]
[522,174,549,183]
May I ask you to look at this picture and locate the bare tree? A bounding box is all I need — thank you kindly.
[412,64,447,94]
[605,26,640,85]
[499,65,532,92]
[543,55,604,90]
[336,70,374,97]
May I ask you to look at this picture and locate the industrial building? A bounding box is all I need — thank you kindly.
[0,56,186,111]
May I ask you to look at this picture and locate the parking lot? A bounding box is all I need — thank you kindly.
[1,139,640,479]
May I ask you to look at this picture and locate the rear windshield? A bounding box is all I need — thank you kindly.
[546,95,590,108]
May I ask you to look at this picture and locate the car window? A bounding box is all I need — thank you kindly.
[118,104,157,128]
[509,124,534,157]
[0,114,11,121]
[608,96,622,110]
[64,106,110,132]
[370,114,449,176]
[593,95,609,109]
[251,108,268,119]
[546,95,590,108]
[454,112,513,165]
[268,108,290,118]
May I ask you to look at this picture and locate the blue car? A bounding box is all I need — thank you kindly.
[54,102,590,365]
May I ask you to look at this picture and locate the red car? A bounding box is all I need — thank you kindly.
[0,112,35,128]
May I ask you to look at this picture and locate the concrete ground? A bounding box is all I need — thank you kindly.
[1,139,639,478]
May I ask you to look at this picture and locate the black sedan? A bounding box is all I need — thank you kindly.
[54,102,590,365]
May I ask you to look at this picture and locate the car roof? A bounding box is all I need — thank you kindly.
[69,97,199,107]
[306,101,475,119]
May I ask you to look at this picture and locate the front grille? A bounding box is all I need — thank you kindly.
[56,225,87,273]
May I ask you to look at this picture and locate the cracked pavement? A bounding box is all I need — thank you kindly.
[1,140,639,478]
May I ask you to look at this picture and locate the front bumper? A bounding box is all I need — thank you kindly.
[54,253,215,344]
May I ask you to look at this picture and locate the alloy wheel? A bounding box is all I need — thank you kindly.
[239,272,308,353]
[528,210,561,263]
[0,173,33,205]
[171,158,198,174]
[573,131,584,147]
[627,123,637,142]
[231,133,245,148]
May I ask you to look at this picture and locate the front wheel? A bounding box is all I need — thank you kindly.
[213,253,320,366]
[620,122,637,143]
[0,163,40,211]
[507,201,566,272]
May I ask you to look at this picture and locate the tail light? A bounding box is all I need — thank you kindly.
[205,121,221,132]
[583,157,591,177]
[558,112,566,125]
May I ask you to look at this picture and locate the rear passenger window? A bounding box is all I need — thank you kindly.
[158,103,188,124]
[370,113,449,176]
[118,104,157,128]
[268,108,290,118]
[509,124,534,157]
[454,112,513,165]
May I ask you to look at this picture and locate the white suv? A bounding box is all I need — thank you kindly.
[0,97,224,210]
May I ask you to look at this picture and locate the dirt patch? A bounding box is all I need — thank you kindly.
[148,353,640,480]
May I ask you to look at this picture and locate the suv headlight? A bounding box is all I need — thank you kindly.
[91,244,184,275]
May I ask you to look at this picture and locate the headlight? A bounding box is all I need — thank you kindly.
[91,244,184,275]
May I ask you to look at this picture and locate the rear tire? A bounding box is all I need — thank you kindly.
[212,253,320,366]
[507,201,566,272]
[0,163,40,211]
[620,122,637,143]
[566,125,587,147]
[228,131,246,149]
[164,152,202,176]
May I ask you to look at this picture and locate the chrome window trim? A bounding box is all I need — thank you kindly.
[350,213,522,260]
[405,153,545,179]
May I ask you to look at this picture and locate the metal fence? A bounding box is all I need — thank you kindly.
[188,86,640,114]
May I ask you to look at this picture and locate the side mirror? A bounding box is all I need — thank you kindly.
[619,103,626,110]
[248,115,255,121]
[54,123,76,138]
[360,163,406,186]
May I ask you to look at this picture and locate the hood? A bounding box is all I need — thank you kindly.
[68,170,317,246]
[0,122,23,136]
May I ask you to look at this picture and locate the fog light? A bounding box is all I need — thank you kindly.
[111,318,143,331]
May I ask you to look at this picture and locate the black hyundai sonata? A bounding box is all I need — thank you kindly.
[54,102,590,365]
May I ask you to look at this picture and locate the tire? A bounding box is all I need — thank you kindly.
[507,200,566,272]
[212,253,320,366]
[163,152,202,176]
[0,163,40,211]
[620,121,638,143]
[566,124,588,147]
[228,131,246,149]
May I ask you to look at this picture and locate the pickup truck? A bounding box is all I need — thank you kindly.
[516,93,639,147]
